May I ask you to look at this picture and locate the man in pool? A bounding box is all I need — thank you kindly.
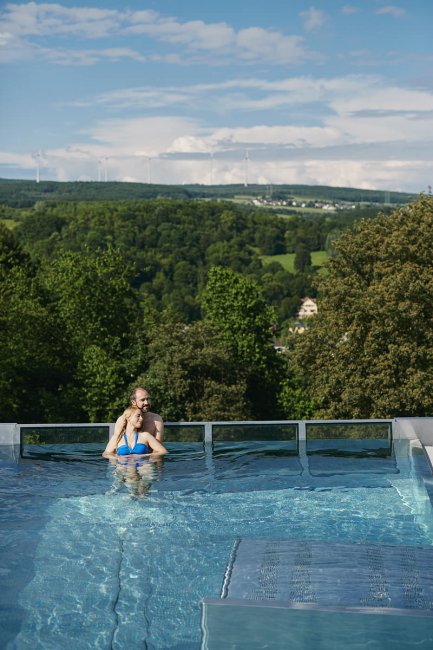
[112,386,164,442]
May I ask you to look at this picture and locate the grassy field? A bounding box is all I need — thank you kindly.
[261,250,329,273]
[0,218,19,229]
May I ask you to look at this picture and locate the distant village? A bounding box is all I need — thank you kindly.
[251,198,356,211]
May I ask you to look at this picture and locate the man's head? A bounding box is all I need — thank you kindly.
[129,387,151,413]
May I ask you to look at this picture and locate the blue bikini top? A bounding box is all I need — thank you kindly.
[117,432,150,455]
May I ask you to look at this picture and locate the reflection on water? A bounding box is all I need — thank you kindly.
[106,454,164,499]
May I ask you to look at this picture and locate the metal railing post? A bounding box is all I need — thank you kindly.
[204,422,213,443]
[297,421,309,476]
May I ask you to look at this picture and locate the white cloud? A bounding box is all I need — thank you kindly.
[328,86,433,144]
[300,6,328,32]
[0,28,145,64]
[86,116,202,158]
[332,86,433,114]
[126,13,316,68]
[375,6,406,18]
[0,2,121,37]
[74,87,189,109]
[42,46,145,66]
[0,2,315,66]
[273,159,430,192]
[74,71,433,192]
[56,74,433,172]
[0,150,36,167]
[72,73,403,115]
[126,17,236,51]
[0,31,35,62]
[168,124,343,154]
[239,28,311,64]
[126,18,311,65]
[2,139,431,192]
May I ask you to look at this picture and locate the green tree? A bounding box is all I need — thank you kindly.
[41,248,146,421]
[294,243,312,273]
[259,227,285,255]
[76,344,127,422]
[0,229,71,422]
[140,321,250,421]
[0,223,32,272]
[293,194,433,418]
[201,266,285,418]
[201,266,276,368]
[277,376,315,420]
[41,247,139,349]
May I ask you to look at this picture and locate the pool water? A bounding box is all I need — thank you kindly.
[1,441,433,649]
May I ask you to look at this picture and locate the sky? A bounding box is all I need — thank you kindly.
[0,1,432,192]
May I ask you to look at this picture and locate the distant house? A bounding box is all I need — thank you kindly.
[289,320,308,334]
[297,297,318,319]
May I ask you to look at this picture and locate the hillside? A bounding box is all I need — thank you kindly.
[0,178,416,208]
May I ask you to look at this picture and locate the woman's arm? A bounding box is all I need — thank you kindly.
[142,431,167,455]
[102,435,118,457]
[104,413,127,456]
[112,414,124,440]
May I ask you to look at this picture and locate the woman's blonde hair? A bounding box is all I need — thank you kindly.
[116,406,142,445]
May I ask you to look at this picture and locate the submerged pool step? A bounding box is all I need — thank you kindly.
[201,539,433,650]
[221,538,433,609]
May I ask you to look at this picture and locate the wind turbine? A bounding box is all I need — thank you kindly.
[32,151,42,183]
[135,152,153,184]
[104,157,109,182]
[209,151,214,186]
[244,150,249,187]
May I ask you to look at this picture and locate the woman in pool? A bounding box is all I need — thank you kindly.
[103,406,167,457]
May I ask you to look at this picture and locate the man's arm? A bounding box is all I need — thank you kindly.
[154,414,164,442]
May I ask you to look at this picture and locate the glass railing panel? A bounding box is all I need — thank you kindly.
[20,425,109,460]
[210,423,299,490]
[306,422,392,457]
[212,422,298,455]
[164,424,205,442]
[212,422,297,441]
[160,425,207,483]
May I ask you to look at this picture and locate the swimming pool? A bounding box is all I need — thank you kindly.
[1,434,433,649]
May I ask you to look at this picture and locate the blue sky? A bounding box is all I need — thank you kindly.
[1,0,432,191]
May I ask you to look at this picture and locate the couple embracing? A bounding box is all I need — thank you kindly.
[103,387,167,458]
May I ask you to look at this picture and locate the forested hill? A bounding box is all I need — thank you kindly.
[1,184,430,423]
[1,189,413,328]
[7,199,314,325]
[0,178,416,207]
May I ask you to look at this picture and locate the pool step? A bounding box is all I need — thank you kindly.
[221,538,433,608]
[201,539,433,649]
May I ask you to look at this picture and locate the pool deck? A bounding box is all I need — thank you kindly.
[425,446,433,467]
